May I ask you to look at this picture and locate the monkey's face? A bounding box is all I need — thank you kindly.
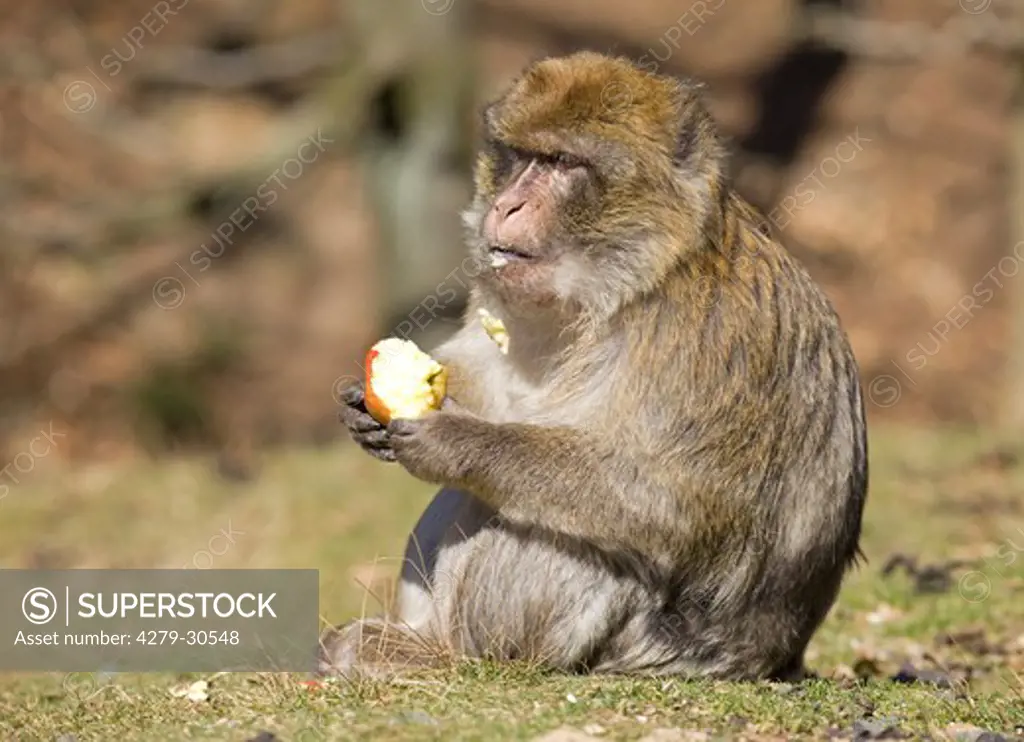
[467,143,595,309]
[464,52,715,315]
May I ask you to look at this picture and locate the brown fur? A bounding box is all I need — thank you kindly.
[327,52,868,681]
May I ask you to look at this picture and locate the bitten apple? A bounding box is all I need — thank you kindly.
[477,308,510,355]
[364,338,448,424]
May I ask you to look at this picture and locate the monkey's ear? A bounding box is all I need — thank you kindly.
[673,119,701,171]
[670,84,724,181]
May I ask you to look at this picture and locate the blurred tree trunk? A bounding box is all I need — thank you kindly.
[1007,58,1024,428]
[350,2,476,349]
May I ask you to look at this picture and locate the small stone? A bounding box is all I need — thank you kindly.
[638,730,710,742]
[852,717,908,740]
[530,729,602,742]
[943,726,1010,742]
[390,710,437,726]
[890,662,952,688]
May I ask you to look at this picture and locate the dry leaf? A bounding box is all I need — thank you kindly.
[866,603,903,625]
[170,680,209,702]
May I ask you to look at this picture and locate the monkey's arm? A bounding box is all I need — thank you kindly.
[389,414,679,555]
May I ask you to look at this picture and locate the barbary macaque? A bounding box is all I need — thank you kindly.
[327,51,868,680]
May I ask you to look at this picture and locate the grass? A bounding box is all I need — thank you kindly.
[1,425,1024,740]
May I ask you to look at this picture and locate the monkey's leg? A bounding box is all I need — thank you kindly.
[396,486,495,631]
[318,488,495,678]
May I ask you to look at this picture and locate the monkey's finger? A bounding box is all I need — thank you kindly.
[339,383,365,406]
[364,446,396,463]
[339,406,383,433]
[347,415,383,434]
[353,429,391,448]
[386,419,420,438]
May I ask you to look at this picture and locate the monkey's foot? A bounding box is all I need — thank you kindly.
[316,617,449,680]
[768,655,809,682]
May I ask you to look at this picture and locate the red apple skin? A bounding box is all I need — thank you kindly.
[363,348,393,425]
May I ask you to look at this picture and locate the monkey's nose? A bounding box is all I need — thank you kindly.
[484,197,534,246]
[500,199,527,221]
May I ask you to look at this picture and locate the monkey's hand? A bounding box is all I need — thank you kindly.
[387,411,477,485]
[338,382,395,463]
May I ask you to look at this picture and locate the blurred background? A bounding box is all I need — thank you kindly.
[1,0,1023,615]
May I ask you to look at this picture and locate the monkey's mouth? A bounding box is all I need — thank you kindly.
[488,245,537,264]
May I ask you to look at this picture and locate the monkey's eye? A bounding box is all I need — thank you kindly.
[542,151,587,171]
[556,152,586,169]
[490,141,519,182]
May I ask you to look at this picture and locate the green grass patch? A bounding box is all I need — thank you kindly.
[1,425,1024,740]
